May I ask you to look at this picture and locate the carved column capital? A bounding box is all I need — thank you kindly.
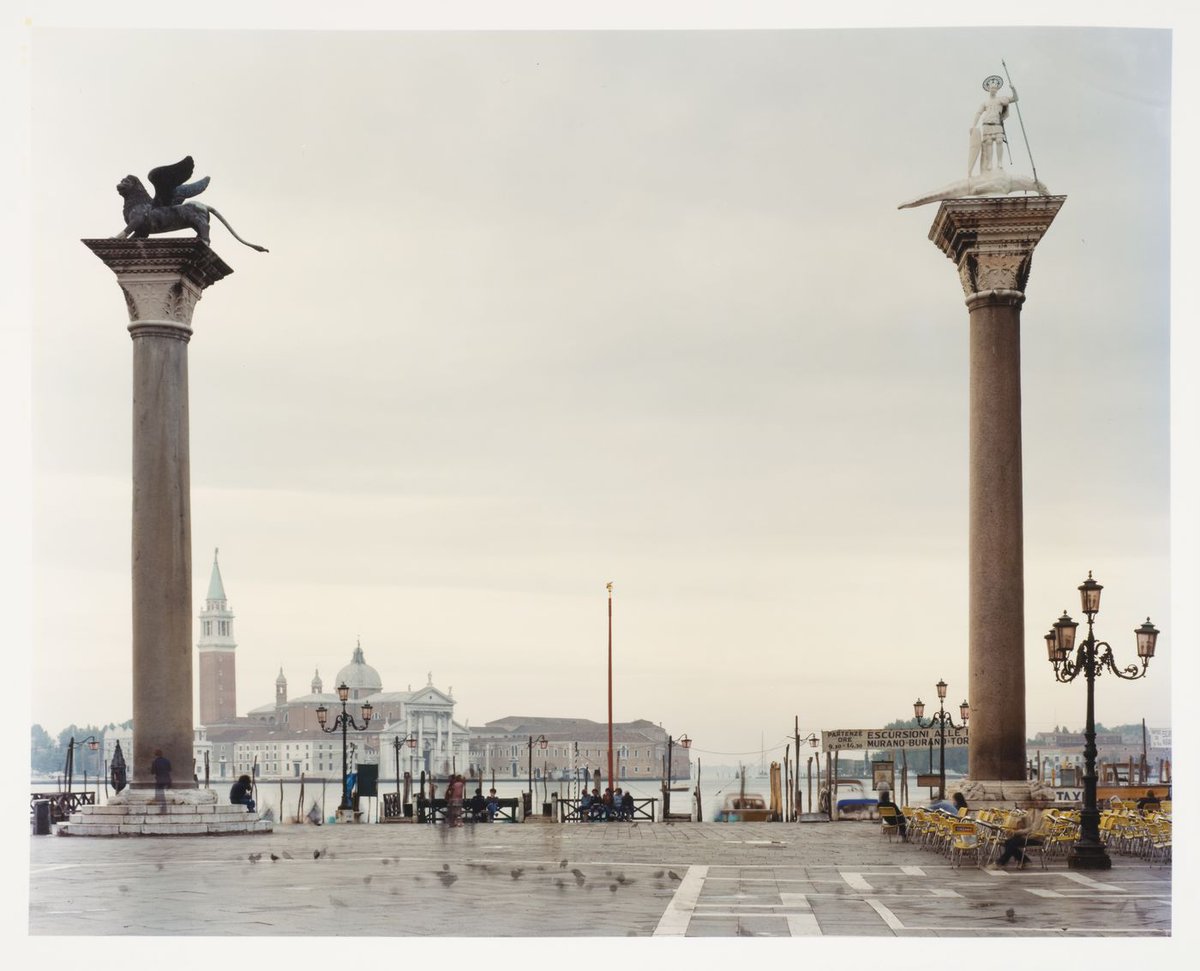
[82,238,233,340]
[929,196,1066,302]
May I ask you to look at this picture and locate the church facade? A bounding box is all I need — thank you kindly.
[194,554,468,782]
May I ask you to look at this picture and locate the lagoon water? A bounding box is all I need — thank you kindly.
[40,765,948,823]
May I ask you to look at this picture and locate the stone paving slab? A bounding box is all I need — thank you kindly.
[28,820,1171,939]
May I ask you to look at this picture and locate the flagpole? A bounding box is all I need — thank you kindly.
[607,581,614,796]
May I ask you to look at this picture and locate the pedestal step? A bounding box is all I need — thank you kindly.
[59,802,273,836]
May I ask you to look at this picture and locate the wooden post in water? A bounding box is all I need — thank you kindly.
[784,746,790,821]
[828,751,836,821]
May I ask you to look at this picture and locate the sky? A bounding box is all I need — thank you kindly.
[6,4,1193,777]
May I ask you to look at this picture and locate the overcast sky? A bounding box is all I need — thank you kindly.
[6,5,1193,781]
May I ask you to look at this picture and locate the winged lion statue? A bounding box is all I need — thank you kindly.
[113,156,268,252]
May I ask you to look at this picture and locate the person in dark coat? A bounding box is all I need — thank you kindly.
[230,774,256,812]
[150,749,171,800]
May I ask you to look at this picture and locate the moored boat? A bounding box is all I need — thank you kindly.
[714,792,771,822]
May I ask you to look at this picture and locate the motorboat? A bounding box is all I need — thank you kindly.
[818,779,879,820]
[714,762,774,821]
[714,792,772,822]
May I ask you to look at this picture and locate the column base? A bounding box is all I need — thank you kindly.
[949,779,1058,808]
[56,787,273,836]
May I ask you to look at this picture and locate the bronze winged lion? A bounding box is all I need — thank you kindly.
[114,156,268,252]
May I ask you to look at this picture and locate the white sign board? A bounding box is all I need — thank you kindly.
[821,727,969,751]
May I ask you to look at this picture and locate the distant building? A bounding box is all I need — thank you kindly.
[204,643,467,782]
[1027,726,1171,784]
[467,717,689,784]
[196,549,238,725]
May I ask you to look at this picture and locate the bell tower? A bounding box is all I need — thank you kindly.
[197,548,238,724]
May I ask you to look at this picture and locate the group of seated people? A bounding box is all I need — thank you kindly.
[580,786,635,821]
[464,788,504,822]
[877,789,969,842]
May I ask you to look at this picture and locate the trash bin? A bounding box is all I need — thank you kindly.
[522,792,532,816]
[542,802,552,817]
[33,800,51,836]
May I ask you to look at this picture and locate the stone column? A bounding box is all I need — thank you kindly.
[928,196,1065,791]
[82,238,231,790]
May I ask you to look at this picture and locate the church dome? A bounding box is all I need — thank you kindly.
[335,642,382,699]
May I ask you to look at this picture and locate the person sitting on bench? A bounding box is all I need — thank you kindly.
[229,774,255,812]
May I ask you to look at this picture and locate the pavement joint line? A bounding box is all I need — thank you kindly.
[779,892,821,937]
[863,897,905,930]
[652,864,707,937]
[1060,873,1126,892]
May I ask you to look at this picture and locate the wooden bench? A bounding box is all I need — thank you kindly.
[417,796,519,823]
[558,796,657,822]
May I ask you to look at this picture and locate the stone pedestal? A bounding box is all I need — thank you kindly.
[952,778,1058,810]
[928,196,1065,782]
[58,788,272,836]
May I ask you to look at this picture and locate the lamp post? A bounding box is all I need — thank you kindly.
[392,733,418,795]
[913,681,969,800]
[1046,571,1159,870]
[65,736,100,793]
[800,733,820,814]
[527,735,548,815]
[316,682,373,812]
[663,734,691,818]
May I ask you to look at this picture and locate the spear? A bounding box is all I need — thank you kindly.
[1001,59,1039,183]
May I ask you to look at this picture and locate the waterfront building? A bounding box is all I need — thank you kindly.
[203,644,468,782]
[1027,728,1172,785]
[466,716,690,784]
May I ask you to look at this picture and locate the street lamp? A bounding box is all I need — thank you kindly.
[65,736,100,793]
[799,733,820,814]
[663,734,692,817]
[316,682,373,812]
[1047,571,1159,870]
[913,680,969,800]
[527,735,548,814]
[392,733,418,795]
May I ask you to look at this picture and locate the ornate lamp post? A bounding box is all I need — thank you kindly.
[663,734,692,818]
[1046,571,1159,870]
[913,681,970,800]
[392,733,418,795]
[316,682,373,812]
[65,736,100,793]
[800,733,820,814]
[527,735,548,814]
[528,734,549,811]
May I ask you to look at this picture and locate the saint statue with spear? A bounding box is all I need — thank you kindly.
[969,74,1017,176]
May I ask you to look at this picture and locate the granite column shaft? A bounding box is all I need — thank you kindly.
[929,196,1065,783]
[83,239,232,789]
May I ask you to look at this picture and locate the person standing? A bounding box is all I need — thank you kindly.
[150,749,172,803]
[445,774,465,828]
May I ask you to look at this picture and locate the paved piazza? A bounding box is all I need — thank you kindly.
[28,819,1171,940]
